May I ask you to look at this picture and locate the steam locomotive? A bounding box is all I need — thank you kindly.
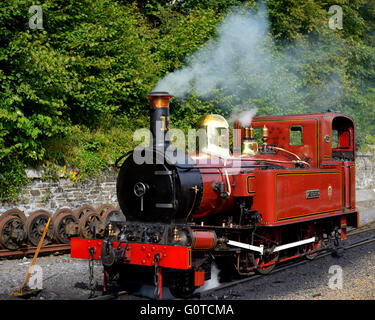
[71,92,358,298]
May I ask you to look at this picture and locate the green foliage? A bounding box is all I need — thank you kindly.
[0,161,29,202]
[43,116,144,182]
[266,0,327,41]
[0,0,160,200]
[156,7,223,72]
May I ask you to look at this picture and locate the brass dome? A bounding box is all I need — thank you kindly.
[196,114,230,158]
[197,114,229,130]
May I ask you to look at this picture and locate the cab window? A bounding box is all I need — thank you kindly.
[332,116,354,161]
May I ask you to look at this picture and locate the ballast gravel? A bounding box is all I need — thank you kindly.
[0,253,103,299]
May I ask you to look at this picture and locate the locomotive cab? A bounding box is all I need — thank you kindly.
[331,115,355,161]
[322,114,356,215]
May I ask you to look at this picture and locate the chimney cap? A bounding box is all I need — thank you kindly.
[147,91,174,108]
[147,91,174,97]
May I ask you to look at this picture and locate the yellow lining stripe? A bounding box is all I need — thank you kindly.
[322,115,332,159]
[275,171,342,221]
[247,176,256,194]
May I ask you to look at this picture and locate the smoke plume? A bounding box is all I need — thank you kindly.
[154,4,344,118]
[154,6,272,98]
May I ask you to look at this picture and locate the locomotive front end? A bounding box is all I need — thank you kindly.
[116,91,203,224]
[71,92,218,299]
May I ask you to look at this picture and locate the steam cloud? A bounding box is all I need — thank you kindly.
[228,107,258,127]
[196,263,221,292]
[154,4,343,121]
[154,6,272,98]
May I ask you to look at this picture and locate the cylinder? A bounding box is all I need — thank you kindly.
[147,91,174,150]
[191,230,217,250]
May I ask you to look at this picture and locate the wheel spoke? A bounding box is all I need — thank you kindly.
[250,229,280,275]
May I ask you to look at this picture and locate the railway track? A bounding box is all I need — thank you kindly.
[88,222,375,300]
[2,214,374,300]
[0,243,70,258]
[3,220,373,300]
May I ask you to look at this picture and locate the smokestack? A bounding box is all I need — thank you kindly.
[147,91,174,149]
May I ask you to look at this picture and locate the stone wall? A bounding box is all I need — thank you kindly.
[356,152,375,210]
[356,154,375,190]
[1,151,375,216]
[0,168,118,215]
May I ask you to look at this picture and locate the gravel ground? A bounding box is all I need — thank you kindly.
[0,253,104,300]
[0,229,375,300]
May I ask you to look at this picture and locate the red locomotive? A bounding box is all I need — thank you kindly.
[71,92,358,298]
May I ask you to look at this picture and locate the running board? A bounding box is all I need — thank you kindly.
[227,237,316,255]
